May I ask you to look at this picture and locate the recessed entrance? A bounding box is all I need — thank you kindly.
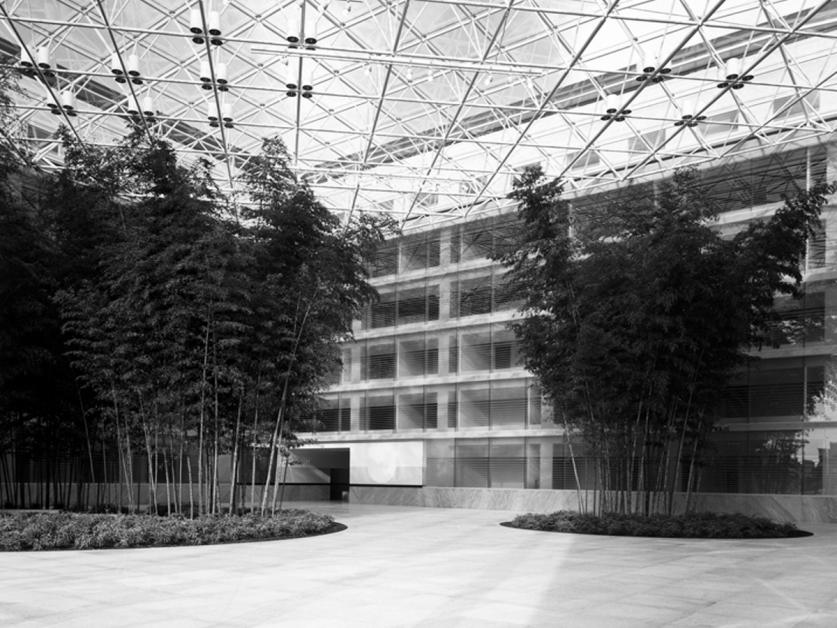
[294,448,350,501]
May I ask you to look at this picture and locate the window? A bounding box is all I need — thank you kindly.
[494,342,512,369]
[627,129,666,153]
[313,398,350,433]
[459,219,493,261]
[400,234,440,272]
[768,292,825,347]
[397,392,438,430]
[459,174,491,196]
[723,360,825,420]
[368,293,396,328]
[451,277,492,318]
[415,192,438,208]
[363,395,395,430]
[772,92,820,119]
[397,285,440,325]
[566,149,600,170]
[363,342,396,379]
[807,221,826,271]
[702,110,738,136]
[398,338,439,376]
[369,242,398,277]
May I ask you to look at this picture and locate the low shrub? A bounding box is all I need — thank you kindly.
[505,510,809,538]
[0,509,338,551]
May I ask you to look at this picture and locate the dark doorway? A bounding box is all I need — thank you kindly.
[330,467,350,501]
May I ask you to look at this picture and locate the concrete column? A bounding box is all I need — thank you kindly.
[439,224,452,265]
[438,276,452,323]
[438,334,450,376]
[351,394,363,432]
[437,389,449,432]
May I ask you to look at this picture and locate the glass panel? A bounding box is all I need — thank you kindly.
[363,341,396,380]
[426,439,455,487]
[489,439,525,488]
[363,394,395,431]
[455,439,489,487]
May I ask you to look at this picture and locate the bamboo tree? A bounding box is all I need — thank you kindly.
[497,165,837,515]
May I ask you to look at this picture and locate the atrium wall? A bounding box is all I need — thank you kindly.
[299,140,837,519]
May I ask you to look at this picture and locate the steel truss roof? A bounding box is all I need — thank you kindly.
[1,0,837,226]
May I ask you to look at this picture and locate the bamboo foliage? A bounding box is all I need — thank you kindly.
[499,166,836,515]
[1,119,392,513]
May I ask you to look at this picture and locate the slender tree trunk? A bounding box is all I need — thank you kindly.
[270,440,286,515]
[163,447,172,516]
[228,390,243,514]
[669,410,690,515]
[111,384,133,512]
[138,392,158,514]
[197,321,211,515]
[684,432,701,513]
[563,414,584,513]
[178,403,186,516]
[261,293,318,514]
[278,451,291,512]
[186,455,195,519]
[77,386,97,490]
[261,409,282,515]
[211,336,220,516]
[250,376,261,513]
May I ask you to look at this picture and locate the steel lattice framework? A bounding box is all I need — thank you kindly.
[1,0,836,226]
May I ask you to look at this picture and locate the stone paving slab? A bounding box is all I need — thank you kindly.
[1,502,836,627]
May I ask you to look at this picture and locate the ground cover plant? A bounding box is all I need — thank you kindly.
[0,509,340,551]
[504,510,810,538]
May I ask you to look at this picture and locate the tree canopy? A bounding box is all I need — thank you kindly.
[1,116,394,514]
[498,166,836,515]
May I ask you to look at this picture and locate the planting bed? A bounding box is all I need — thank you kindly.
[0,509,342,551]
[502,510,811,538]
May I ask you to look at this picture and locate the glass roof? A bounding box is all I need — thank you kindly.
[2,0,836,226]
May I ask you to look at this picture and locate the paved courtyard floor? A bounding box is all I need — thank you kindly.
[1,502,836,627]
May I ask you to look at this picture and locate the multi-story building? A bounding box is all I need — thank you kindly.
[292,140,837,518]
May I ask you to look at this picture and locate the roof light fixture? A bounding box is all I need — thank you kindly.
[18,46,36,77]
[127,52,143,85]
[674,100,706,127]
[200,60,212,84]
[286,65,298,97]
[216,62,228,91]
[208,11,223,45]
[190,8,205,44]
[110,52,126,83]
[126,97,141,116]
[142,94,155,118]
[601,94,631,121]
[716,57,753,89]
[636,55,671,82]
[304,10,320,50]
[61,90,75,111]
[207,102,219,126]
[36,45,50,69]
[19,47,33,68]
[37,45,55,78]
[286,10,300,48]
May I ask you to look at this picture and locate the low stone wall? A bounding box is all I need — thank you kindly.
[350,486,837,523]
